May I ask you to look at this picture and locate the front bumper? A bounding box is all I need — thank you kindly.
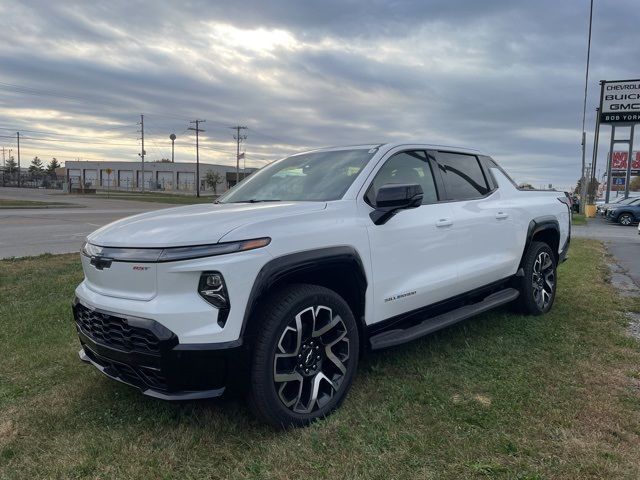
[73,299,244,400]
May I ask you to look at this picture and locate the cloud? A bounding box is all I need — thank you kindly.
[0,0,638,189]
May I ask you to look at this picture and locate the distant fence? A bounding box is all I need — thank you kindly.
[75,178,196,192]
[0,171,64,189]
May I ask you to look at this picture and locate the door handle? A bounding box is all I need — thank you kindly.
[495,212,509,220]
[436,218,453,227]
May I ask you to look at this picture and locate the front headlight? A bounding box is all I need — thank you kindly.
[158,237,270,262]
[80,237,271,263]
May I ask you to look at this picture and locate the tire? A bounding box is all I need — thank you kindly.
[248,284,359,429]
[618,213,634,226]
[516,241,557,315]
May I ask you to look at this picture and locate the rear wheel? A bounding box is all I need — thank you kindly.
[516,241,557,315]
[248,284,359,428]
[619,213,634,226]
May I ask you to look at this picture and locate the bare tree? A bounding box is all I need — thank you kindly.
[205,170,224,194]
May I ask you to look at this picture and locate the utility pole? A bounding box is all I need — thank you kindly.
[17,131,21,187]
[579,0,594,213]
[188,120,206,197]
[138,114,145,193]
[2,146,5,168]
[230,126,247,186]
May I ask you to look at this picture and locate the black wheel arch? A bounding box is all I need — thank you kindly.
[519,216,561,267]
[241,246,368,349]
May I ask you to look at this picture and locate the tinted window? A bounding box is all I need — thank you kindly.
[437,152,490,200]
[482,156,518,188]
[365,151,438,205]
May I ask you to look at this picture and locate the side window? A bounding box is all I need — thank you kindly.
[436,152,490,200]
[481,155,518,189]
[365,150,438,206]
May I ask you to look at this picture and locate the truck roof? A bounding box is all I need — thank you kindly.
[302,143,484,156]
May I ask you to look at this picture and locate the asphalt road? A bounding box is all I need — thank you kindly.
[3,188,640,288]
[0,187,171,258]
[573,216,640,286]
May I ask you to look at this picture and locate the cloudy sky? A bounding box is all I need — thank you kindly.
[0,0,638,189]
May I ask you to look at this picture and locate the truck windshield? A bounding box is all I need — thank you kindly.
[218,148,375,203]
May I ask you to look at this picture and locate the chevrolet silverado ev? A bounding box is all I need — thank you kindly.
[74,143,570,428]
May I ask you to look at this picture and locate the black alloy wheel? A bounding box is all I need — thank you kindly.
[248,284,359,428]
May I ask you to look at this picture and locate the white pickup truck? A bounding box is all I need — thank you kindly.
[74,143,571,428]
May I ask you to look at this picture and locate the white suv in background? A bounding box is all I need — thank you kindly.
[74,143,570,428]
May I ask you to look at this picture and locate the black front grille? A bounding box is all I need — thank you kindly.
[74,303,161,355]
[84,346,169,391]
[138,366,168,390]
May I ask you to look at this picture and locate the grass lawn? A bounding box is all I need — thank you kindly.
[1,240,640,479]
[0,199,77,209]
[78,192,214,205]
[572,213,587,225]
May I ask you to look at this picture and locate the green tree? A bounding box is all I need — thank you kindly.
[576,177,601,202]
[28,156,44,175]
[5,156,17,173]
[46,158,61,176]
[629,176,640,192]
[519,183,534,190]
[205,170,224,194]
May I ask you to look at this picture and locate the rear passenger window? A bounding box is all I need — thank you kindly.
[365,150,438,206]
[436,152,490,200]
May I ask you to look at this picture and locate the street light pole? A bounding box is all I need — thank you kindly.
[170,133,176,163]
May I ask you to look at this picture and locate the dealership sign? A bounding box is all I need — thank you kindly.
[610,151,640,175]
[612,177,626,185]
[600,79,640,123]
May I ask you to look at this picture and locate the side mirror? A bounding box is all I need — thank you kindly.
[370,183,423,225]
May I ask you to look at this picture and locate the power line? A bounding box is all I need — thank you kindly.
[6,136,135,147]
[247,127,289,145]
[0,124,135,136]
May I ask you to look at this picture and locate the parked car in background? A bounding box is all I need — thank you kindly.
[600,196,638,216]
[572,195,580,213]
[605,197,640,225]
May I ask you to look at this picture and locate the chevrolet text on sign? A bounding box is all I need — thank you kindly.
[600,79,640,123]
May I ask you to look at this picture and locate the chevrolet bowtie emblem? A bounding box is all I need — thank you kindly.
[90,256,113,270]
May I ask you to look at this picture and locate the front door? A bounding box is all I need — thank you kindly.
[362,150,460,325]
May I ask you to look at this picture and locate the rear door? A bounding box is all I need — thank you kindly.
[432,150,520,291]
[362,149,459,324]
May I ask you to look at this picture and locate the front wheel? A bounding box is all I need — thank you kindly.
[619,213,634,226]
[248,284,359,428]
[516,241,557,315]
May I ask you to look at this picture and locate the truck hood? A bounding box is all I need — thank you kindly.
[87,201,327,248]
